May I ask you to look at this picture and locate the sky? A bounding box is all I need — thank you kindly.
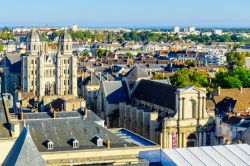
[1,0,250,28]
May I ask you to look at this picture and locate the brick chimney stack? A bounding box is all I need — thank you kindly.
[84,108,87,117]
[20,111,24,120]
[53,109,56,119]
[240,87,243,93]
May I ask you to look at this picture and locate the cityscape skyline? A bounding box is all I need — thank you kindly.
[1,0,250,27]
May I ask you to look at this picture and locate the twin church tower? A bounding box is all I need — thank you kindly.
[21,28,78,97]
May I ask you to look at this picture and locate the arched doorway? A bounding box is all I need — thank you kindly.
[187,133,197,147]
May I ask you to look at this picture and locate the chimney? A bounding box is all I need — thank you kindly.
[218,86,221,96]
[20,111,24,120]
[240,87,243,93]
[53,109,56,119]
[106,139,111,149]
[84,108,87,117]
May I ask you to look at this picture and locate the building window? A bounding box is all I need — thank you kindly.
[64,80,66,85]
[61,45,63,50]
[31,60,34,64]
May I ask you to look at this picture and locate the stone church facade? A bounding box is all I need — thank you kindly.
[21,29,77,98]
[97,66,215,149]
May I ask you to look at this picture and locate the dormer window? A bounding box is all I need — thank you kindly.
[68,138,79,148]
[73,140,79,148]
[44,139,54,150]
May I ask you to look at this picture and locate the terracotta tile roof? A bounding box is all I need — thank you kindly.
[214,88,250,112]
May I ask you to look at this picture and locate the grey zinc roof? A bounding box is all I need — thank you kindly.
[124,65,149,81]
[102,81,127,103]
[82,73,100,86]
[23,110,103,122]
[24,117,136,152]
[2,127,45,166]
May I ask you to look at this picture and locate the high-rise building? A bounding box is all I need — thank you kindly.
[21,28,78,97]
[173,26,180,33]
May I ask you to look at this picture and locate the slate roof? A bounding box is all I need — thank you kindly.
[102,81,127,104]
[82,73,101,86]
[124,65,149,81]
[4,53,21,73]
[0,97,11,138]
[132,80,177,113]
[24,117,136,152]
[124,65,150,89]
[2,127,45,166]
[23,110,103,122]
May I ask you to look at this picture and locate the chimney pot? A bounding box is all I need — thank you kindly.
[240,87,243,93]
[106,140,111,149]
[53,110,56,119]
[20,111,24,120]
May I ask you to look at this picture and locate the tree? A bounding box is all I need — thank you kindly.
[213,66,250,88]
[185,60,198,67]
[152,73,168,80]
[170,68,192,87]
[95,49,111,58]
[0,44,4,52]
[170,68,209,88]
[226,51,245,66]
[126,52,134,59]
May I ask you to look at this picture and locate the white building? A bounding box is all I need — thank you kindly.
[71,24,78,32]
[21,28,78,97]
[184,27,196,33]
[213,29,223,35]
[173,26,180,33]
[204,52,226,65]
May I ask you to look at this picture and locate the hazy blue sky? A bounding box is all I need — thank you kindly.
[1,0,250,27]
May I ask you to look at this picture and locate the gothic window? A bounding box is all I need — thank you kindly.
[34,45,36,50]
[28,44,31,50]
[61,45,63,50]
[66,45,69,50]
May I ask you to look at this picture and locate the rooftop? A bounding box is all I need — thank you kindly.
[23,117,140,152]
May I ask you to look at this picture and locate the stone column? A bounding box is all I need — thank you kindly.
[178,97,182,120]
[182,132,187,148]
[168,132,171,149]
[202,97,205,118]
[210,132,214,146]
[178,132,182,148]
[203,131,207,146]
[182,98,185,119]
[198,131,202,146]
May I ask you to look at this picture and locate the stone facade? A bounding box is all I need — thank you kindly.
[119,86,214,149]
[21,29,77,98]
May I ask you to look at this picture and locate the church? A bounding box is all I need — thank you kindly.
[21,28,78,98]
